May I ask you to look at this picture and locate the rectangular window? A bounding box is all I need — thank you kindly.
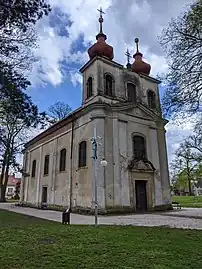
[44,155,49,175]
[31,160,36,178]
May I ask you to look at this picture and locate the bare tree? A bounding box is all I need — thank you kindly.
[159,0,202,117]
[47,102,72,123]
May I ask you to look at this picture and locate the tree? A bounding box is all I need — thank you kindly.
[47,102,72,123]
[159,0,202,117]
[171,142,198,195]
[0,0,51,79]
[0,0,51,202]
[0,83,47,202]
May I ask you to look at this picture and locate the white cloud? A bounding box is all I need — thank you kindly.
[30,0,191,86]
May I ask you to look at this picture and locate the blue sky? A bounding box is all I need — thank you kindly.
[27,0,195,163]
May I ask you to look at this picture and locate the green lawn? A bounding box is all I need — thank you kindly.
[0,210,202,269]
[172,195,202,208]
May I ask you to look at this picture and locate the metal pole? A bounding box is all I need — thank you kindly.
[93,126,98,226]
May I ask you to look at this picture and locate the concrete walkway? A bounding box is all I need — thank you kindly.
[0,203,202,230]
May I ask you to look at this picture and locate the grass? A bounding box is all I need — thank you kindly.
[0,210,202,269]
[172,195,202,208]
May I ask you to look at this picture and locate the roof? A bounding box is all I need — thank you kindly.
[24,105,83,149]
[7,176,21,186]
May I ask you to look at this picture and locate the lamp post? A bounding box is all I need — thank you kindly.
[91,126,107,226]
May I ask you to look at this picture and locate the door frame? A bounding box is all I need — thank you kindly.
[135,180,148,212]
[41,185,48,204]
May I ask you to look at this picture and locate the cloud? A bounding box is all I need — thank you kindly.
[30,0,192,87]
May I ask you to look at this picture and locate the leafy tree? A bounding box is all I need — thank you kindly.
[0,0,51,76]
[160,0,202,117]
[47,101,72,123]
[0,84,47,202]
[171,142,198,195]
[0,0,51,201]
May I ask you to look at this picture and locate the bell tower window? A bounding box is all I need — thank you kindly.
[147,90,156,109]
[127,83,136,102]
[86,77,93,99]
[104,74,114,96]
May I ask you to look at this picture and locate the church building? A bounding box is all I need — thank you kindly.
[20,9,172,213]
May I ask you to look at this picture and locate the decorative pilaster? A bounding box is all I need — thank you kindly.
[24,150,31,202]
[36,146,42,205]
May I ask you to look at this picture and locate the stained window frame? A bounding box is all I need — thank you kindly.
[127,82,137,102]
[147,90,156,109]
[59,148,67,172]
[104,73,114,97]
[44,155,50,176]
[133,135,146,159]
[86,77,93,99]
[31,160,36,178]
[78,141,87,167]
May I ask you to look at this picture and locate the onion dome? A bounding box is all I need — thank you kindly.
[131,38,151,75]
[88,7,114,60]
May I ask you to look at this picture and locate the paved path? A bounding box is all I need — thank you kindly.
[0,203,202,230]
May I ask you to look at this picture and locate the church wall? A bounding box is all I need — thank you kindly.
[157,129,171,205]
[71,114,93,209]
[82,60,98,103]
[99,60,125,99]
[104,116,115,208]
[26,147,41,204]
[118,120,130,207]
[140,76,161,110]
[148,127,163,206]
[53,134,70,206]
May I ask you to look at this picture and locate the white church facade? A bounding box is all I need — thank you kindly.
[20,9,172,213]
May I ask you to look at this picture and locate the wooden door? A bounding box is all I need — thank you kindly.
[135,180,147,212]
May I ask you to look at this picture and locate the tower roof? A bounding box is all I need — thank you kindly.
[131,38,151,75]
[88,7,114,61]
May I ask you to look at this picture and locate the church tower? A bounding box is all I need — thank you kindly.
[79,7,171,212]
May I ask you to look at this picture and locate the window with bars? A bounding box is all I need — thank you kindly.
[127,83,136,102]
[147,90,156,109]
[31,160,36,178]
[59,148,66,172]
[86,77,93,99]
[104,74,114,96]
[78,141,87,167]
[44,155,49,175]
[133,135,146,159]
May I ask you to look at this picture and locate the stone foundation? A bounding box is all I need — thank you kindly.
[17,202,173,215]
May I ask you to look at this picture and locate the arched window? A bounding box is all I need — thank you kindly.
[133,135,146,159]
[104,74,114,96]
[44,155,49,175]
[59,148,66,172]
[31,160,36,178]
[87,77,93,99]
[147,90,156,109]
[127,83,136,102]
[78,141,87,167]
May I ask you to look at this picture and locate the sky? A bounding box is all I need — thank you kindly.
[26,0,195,164]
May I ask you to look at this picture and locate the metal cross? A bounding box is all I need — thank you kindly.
[125,48,131,64]
[97,7,105,17]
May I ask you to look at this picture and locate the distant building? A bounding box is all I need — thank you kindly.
[6,176,21,198]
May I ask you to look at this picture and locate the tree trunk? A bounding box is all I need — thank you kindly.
[0,186,6,202]
[188,177,192,196]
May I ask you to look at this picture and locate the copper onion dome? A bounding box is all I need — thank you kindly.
[88,7,114,60]
[131,38,151,75]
